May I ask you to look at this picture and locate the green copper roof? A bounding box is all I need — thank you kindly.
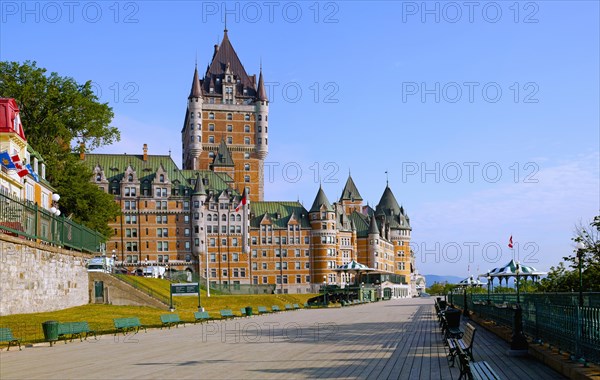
[348,211,370,237]
[340,175,363,201]
[250,201,310,229]
[83,153,188,185]
[212,139,235,167]
[309,186,333,213]
[179,170,234,194]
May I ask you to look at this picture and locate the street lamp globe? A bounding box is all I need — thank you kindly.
[52,193,60,202]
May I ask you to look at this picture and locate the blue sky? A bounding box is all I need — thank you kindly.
[2,1,599,278]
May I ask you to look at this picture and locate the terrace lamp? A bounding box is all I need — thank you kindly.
[576,242,586,307]
[50,193,61,216]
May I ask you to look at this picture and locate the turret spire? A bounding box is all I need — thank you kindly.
[189,65,202,99]
[257,66,268,101]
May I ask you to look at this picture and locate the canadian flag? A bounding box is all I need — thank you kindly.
[508,235,514,249]
[235,190,248,212]
[11,154,29,178]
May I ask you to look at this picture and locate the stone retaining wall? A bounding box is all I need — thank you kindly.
[0,234,89,316]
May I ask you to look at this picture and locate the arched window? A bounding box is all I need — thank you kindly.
[96,173,102,181]
[244,175,250,183]
[236,215,241,222]
[207,214,212,221]
[227,113,233,120]
[230,213,234,220]
[244,114,250,121]
[221,214,226,222]
[209,112,215,120]
[244,164,250,171]
[213,213,218,220]
[258,115,262,121]
[128,174,133,182]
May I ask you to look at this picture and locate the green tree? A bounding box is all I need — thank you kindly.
[0,61,121,237]
[536,216,600,292]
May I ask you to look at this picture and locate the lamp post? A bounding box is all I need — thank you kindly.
[323,275,328,306]
[487,273,492,305]
[515,263,521,305]
[576,242,585,307]
[50,193,61,244]
[509,261,528,354]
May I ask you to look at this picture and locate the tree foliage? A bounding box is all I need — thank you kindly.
[0,61,121,237]
[537,216,600,292]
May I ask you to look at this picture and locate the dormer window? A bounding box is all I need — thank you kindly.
[159,174,165,183]
[96,173,102,182]
[128,174,134,182]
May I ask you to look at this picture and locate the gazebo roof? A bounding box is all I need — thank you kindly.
[479,259,547,278]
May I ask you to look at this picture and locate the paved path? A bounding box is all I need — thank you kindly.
[0,298,565,379]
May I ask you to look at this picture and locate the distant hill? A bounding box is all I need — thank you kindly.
[424,274,463,288]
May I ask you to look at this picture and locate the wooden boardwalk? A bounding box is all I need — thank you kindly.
[0,298,566,379]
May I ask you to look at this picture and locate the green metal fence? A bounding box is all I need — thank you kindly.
[448,291,600,364]
[0,190,105,253]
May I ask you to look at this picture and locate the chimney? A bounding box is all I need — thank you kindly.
[143,144,148,161]
[79,142,85,160]
[213,44,219,57]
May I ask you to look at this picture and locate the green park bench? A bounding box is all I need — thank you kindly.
[0,327,21,351]
[257,306,268,314]
[57,322,96,343]
[448,323,476,367]
[194,311,211,323]
[293,303,300,309]
[284,304,293,311]
[160,314,184,329]
[271,305,281,312]
[220,309,235,319]
[457,345,501,380]
[113,317,146,335]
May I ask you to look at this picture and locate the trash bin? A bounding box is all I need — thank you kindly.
[42,320,59,346]
[245,306,253,316]
[444,308,462,329]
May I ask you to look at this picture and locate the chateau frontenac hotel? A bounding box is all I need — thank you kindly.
[82,30,424,296]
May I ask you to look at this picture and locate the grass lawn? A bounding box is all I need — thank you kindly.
[0,277,317,346]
